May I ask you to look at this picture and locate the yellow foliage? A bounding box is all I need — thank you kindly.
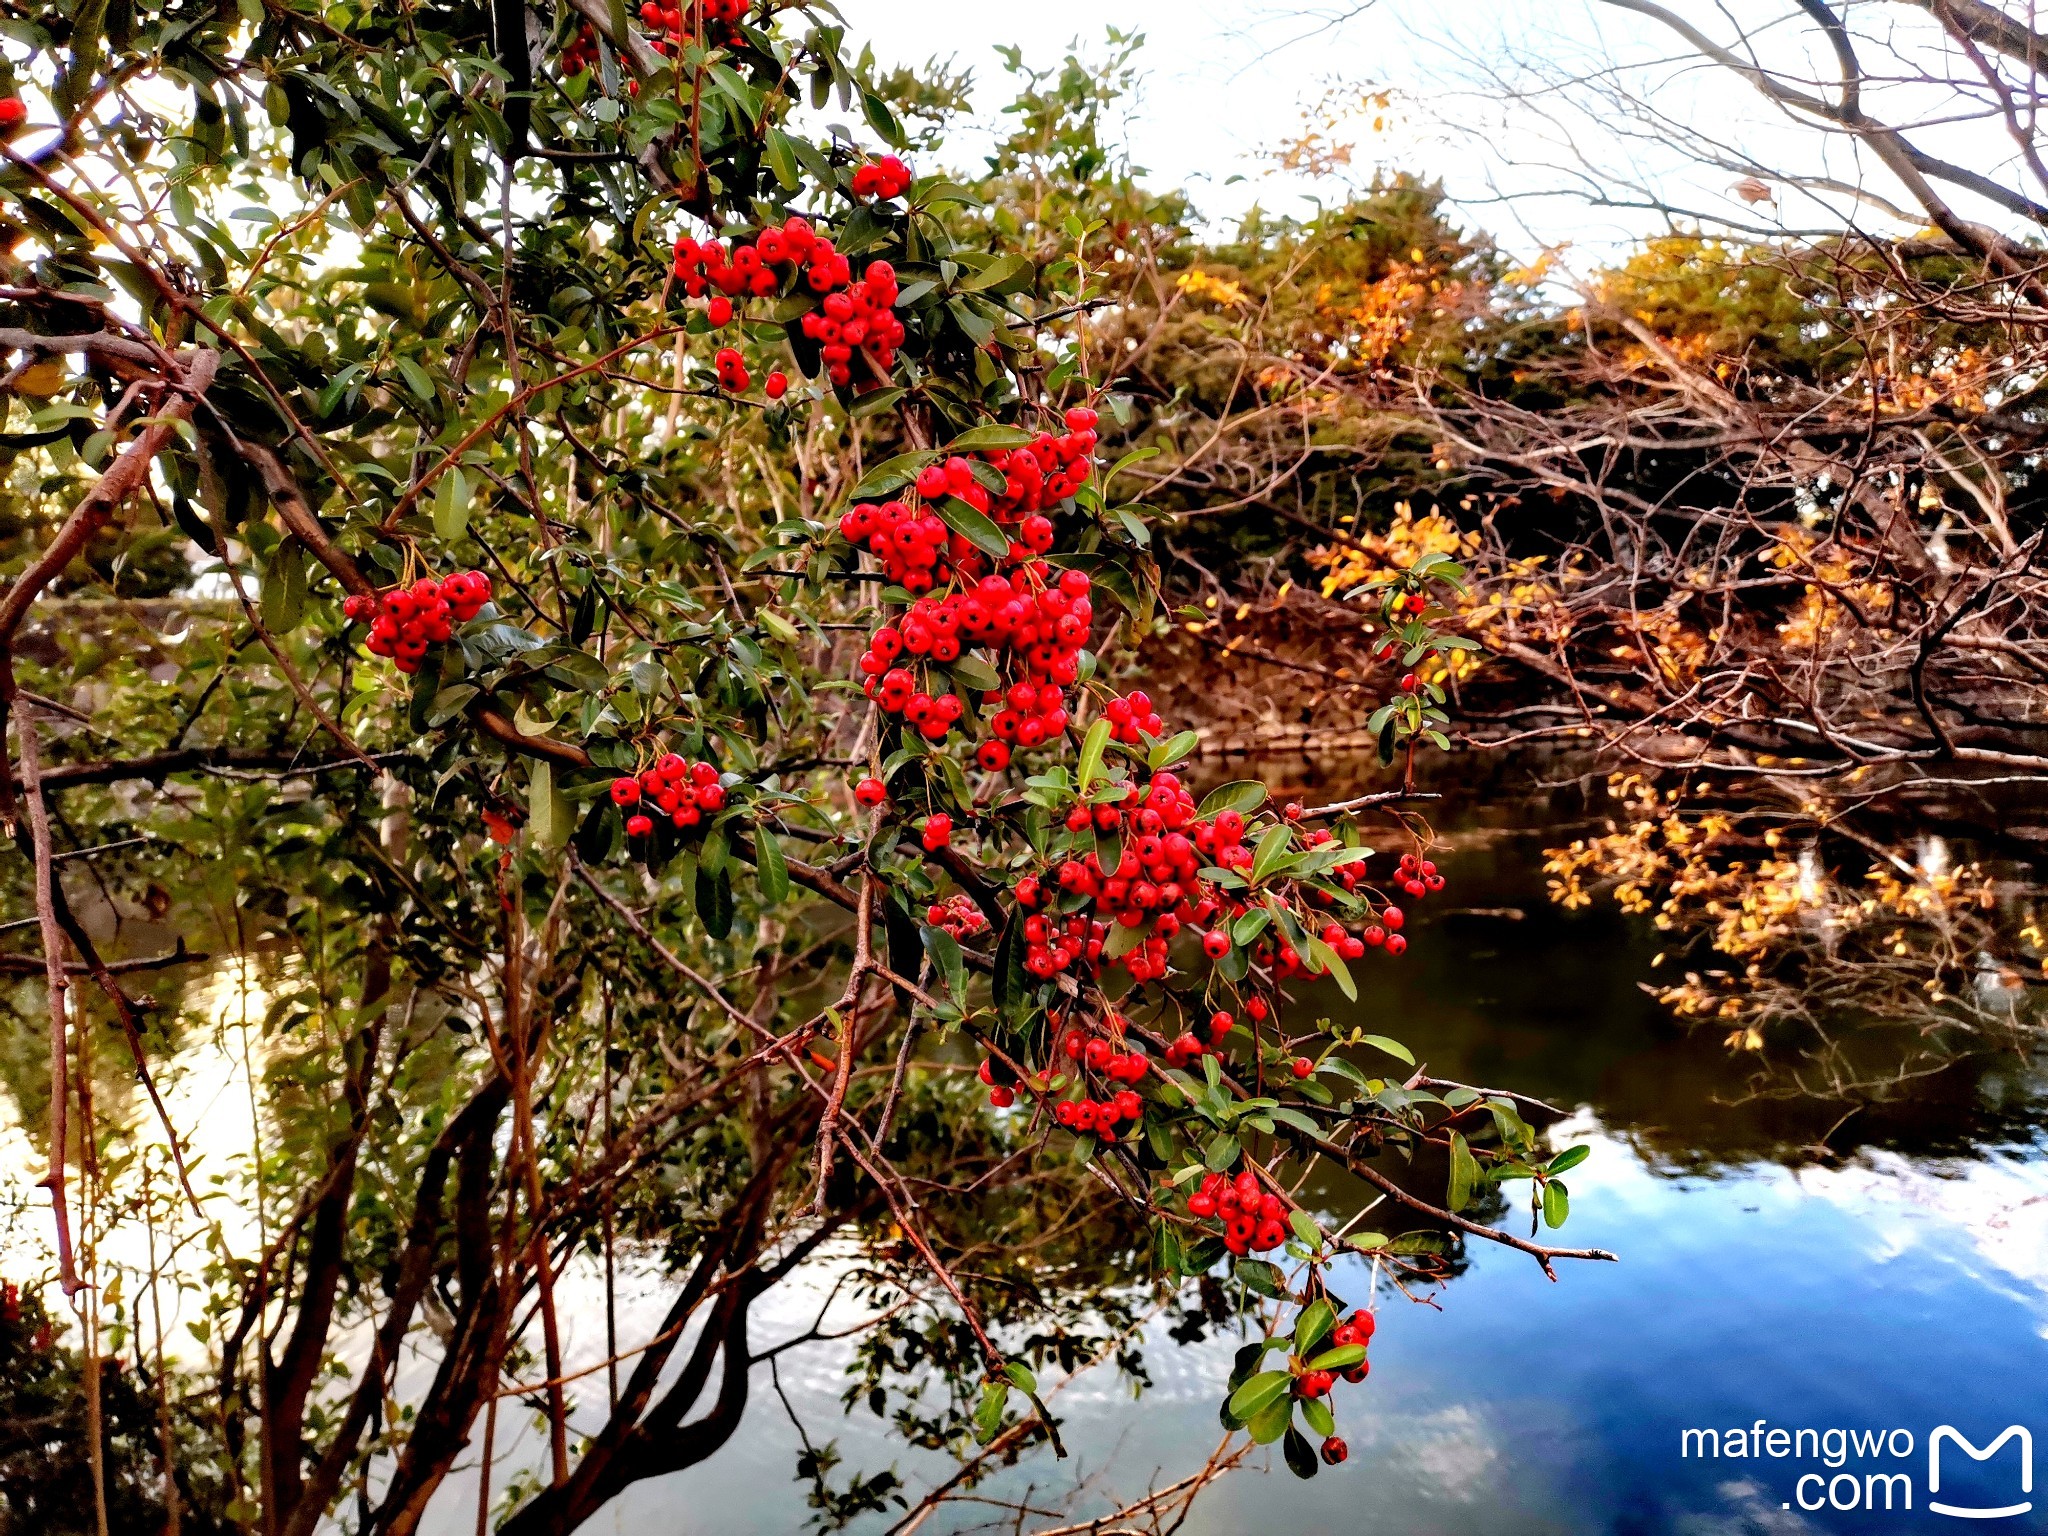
[1176,268,1251,309]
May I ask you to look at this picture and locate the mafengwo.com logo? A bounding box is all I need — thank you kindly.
[1680,1421,2034,1518]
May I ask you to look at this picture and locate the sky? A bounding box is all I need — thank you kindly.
[829,0,2031,277]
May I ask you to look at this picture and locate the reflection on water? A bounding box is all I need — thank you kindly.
[569,755,2048,1535]
[13,754,2048,1535]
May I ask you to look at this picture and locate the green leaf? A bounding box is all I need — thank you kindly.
[426,683,478,727]
[1542,1179,1570,1229]
[1384,1230,1449,1256]
[1226,1369,1291,1425]
[1283,1425,1319,1478]
[1344,1232,1388,1252]
[1546,1144,1591,1175]
[946,423,1035,450]
[849,451,935,499]
[1146,729,1200,769]
[1248,1396,1293,1445]
[1292,1298,1335,1355]
[754,827,790,904]
[973,1380,1007,1444]
[395,354,436,403]
[1307,1343,1367,1372]
[259,537,307,634]
[433,465,471,541]
[850,387,906,419]
[861,89,906,147]
[1202,1132,1240,1171]
[1234,1258,1285,1296]
[1300,1396,1336,1439]
[954,253,1034,295]
[1196,779,1267,817]
[697,862,735,940]
[708,64,762,126]
[1305,937,1356,1001]
[762,127,802,191]
[1447,1130,1481,1213]
[1249,825,1293,884]
[924,926,966,1002]
[949,653,1002,693]
[1001,1361,1037,1393]
[1287,1208,1322,1250]
[529,762,571,851]
[1359,1034,1415,1067]
[1103,919,1146,959]
[1075,717,1111,794]
[934,495,1011,559]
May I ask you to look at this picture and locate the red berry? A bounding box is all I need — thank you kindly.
[707,296,733,327]
[0,98,24,130]
[1320,1436,1349,1466]
[1385,933,1407,956]
[989,1085,1015,1108]
[764,370,788,399]
[626,813,653,837]
[1290,1056,1312,1079]
[854,776,887,807]
[1202,928,1230,959]
[1400,673,1418,692]
[610,777,641,806]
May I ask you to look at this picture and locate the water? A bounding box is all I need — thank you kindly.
[566,758,2048,1535]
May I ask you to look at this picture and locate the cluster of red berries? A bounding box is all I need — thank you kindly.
[1186,1168,1295,1256]
[1017,909,1110,977]
[1268,910,1405,978]
[1159,1007,1239,1067]
[343,571,493,674]
[672,225,904,387]
[671,219,853,300]
[794,262,905,386]
[972,409,1099,519]
[977,1018,1152,1125]
[713,346,749,392]
[608,756,727,836]
[561,24,599,75]
[1060,1022,1151,1082]
[1394,850,1444,899]
[1052,1091,1143,1136]
[920,812,953,852]
[841,493,990,592]
[639,0,746,54]
[925,893,987,939]
[849,154,912,200]
[1101,688,1167,745]
[857,566,1093,768]
[1016,767,1220,984]
[976,1055,1019,1108]
[1296,1310,1375,1406]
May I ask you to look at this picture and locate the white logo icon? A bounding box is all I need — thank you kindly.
[1930,1426,2033,1520]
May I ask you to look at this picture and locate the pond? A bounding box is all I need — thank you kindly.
[548,754,2048,1536]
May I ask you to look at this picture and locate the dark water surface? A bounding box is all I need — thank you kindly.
[524,758,2048,1536]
